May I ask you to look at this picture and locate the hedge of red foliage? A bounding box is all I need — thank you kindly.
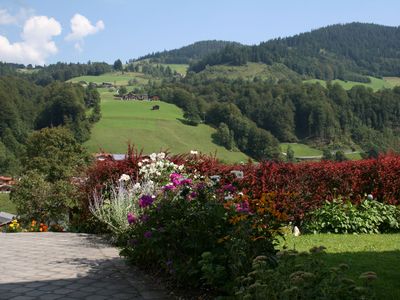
[78,146,400,223]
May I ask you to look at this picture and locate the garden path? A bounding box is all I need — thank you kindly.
[0,233,169,300]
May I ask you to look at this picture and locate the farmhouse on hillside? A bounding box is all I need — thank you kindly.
[0,176,16,192]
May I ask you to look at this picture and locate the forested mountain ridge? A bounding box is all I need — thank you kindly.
[0,76,101,175]
[190,23,400,81]
[135,40,242,64]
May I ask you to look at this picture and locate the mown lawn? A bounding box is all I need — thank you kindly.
[281,234,400,300]
[0,193,16,214]
[84,91,249,164]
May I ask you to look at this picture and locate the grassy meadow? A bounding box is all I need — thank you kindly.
[68,72,151,86]
[200,62,300,81]
[0,193,16,214]
[304,76,398,91]
[281,234,400,300]
[280,142,322,157]
[84,90,249,163]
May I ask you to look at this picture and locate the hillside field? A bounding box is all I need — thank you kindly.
[84,91,249,163]
[68,72,151,86]
[304,76,398,91]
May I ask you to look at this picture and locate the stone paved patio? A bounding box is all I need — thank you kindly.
[0,233,169,300]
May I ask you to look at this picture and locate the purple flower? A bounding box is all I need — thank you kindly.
[140,214,150,223]
[144,231,152,238]
[196,183,206,190]
[139,195,154,208]
[127,212,137,225]
[190,191,197,198]
[163,184,175,191]
[223,184,236,193]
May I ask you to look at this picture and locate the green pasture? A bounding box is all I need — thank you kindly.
[281,233,400,300]
[280,143,322,157]
[84,92,248,164]
[68,72,150,86]
[0,193,16,214]
[304,76,396,91]
[200,62,300,81]
[160,63,189,74]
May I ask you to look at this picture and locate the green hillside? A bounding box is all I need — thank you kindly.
[84,91,249,163]
[198,62,300,81]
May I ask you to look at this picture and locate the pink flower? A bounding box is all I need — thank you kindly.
[236,200,250,213]
[170,173,182,181]
[127,213,137,225]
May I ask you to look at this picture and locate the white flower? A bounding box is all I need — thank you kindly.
[190,150,198,155]
[293,226,301,237]
[367,194,374,200]
[157,152,166,160]
[133,182,141,190]
[138,162,143,167]
[178,165,184,170]
[119,174,130,182]
[150,153,157,161]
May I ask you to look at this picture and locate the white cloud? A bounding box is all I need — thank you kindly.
[0,9,17,25]
[0,16,62,65]
[0,7,35,25]
[65,14,104,51]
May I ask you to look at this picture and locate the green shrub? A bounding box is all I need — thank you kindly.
[304,196,400,234]
[236,248,376,300]
[11,170,77,225]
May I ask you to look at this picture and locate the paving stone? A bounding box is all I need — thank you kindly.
[9,296,36,300]
[0,233,169,300]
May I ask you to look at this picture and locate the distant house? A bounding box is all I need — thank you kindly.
[149,95,160,101]
[0,176,15,192]
[94,153,126,161]
[101,82,113,88]
[121,92,151,101]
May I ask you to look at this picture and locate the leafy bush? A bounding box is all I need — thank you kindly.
[236,248,376,300]
[304,196,400,233]
[11,170,77,225]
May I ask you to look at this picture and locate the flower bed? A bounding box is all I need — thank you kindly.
[85,149,391,296]
[81,148,400,225]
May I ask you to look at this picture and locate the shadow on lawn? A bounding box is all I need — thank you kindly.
[320,250,400,300]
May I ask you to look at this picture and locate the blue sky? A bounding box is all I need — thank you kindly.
[0,0,399,65]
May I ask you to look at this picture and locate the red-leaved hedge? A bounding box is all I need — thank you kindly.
[78,147,400,223]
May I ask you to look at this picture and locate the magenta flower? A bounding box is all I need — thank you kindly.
[170,173,182,181]
[144,231,152,238]
[180,178,192,185]
[163,184,175,191]
[236,200,250,213]
[223,184,236,193]
[127,212,137,225]
[139,195,154,208]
